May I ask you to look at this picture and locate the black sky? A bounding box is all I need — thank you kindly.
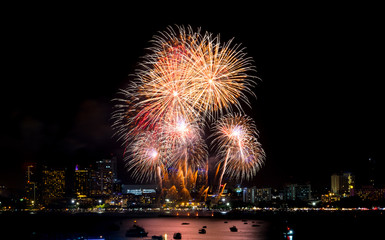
[2,4,384,190]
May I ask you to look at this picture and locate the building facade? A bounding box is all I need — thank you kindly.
[74,166,90,197]
[331,172,355,197]
[90,158,118,196]
[41,168,66,205]
[352,186,385,202]
[24,163,38,206]
[243,187,272,203]
[121,184,158,205]
[284,184,311,201]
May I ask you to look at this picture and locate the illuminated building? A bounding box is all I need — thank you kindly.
[90,158,118,196]
[97,159,114,195]
[284,184,311,201]
[121,184,158,195]
[331,172,355,197]
[368,157,376,187]
[341,172,355,196]
[121,184,158,205]
[321,192,340,203]
[331,174,340,194]
[243,186,256,203]
[41,167,66,205]
[242,187,272,203]
[271,188,284,200]
[105,194,126,207]
[24,163,37,206]
[74,165,90,197]
[256,188,272,202]
[352,186,385,201]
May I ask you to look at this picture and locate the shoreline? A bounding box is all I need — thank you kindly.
[1,208,384,219]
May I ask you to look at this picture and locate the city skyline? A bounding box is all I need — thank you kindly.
[5,155,385,211]
[2,6,384,190]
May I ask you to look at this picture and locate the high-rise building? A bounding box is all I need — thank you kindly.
[243,186,256,203]
[284,184,311,201]
[341,172,355,196]
[24,163,38,206]
[296,184,312,201]
[285,185,296,201]
[242,187,273,203]
[41,167,66,205]
[331,174,340,194]
[331,172,355,197]
[368,157,376,187]
[74,165,90,197]
[255,188,272,202]
[90,158,118,196]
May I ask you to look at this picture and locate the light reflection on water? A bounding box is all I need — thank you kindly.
[110,218,269,240]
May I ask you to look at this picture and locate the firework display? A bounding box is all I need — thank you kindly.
[112,25,264,200]
[211,113,265,193]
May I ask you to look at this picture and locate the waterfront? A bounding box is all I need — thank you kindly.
[3,214,271,240]
[2,210,384,239]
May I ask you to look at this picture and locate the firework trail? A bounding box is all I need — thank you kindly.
[211,113,265,194]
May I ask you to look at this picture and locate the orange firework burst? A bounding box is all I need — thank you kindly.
[134,25,257,125]
[211,113,265,191]
[187,32,257,118]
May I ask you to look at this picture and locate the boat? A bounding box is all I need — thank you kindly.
[224,221,228,223]
[202,225,207,228]
[281,220,294,237]
[181,222,190,225]
[152,235,164,240]
[230,226,238,232]
[252,224,260,227]
[199,228,206,234]
[283,227,294,236]
[125,224,148,237]
[173,232,182,239]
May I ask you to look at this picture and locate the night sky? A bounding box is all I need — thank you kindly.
[2,5,384,190]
